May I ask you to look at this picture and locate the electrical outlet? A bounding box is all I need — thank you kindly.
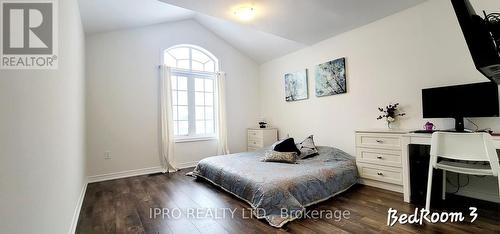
[104,151,111,160]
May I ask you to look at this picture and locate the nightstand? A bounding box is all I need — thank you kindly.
[247,128,278,151]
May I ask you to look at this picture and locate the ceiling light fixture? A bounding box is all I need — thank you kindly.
[234,6,255,21]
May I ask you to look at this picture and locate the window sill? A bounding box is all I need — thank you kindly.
[174,136,217,143]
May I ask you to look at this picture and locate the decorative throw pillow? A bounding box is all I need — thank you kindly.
[296,135,319,159]
[272,138,300,155]
[262,150,298,164]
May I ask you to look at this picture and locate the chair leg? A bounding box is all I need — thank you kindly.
[497,176,500,200]
[442,170,446,200]
[425,164,434,210]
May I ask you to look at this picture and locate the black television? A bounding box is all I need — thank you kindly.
[422,82,499,132]
[451,0,500,83]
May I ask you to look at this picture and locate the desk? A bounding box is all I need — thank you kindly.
[401,133,500,203]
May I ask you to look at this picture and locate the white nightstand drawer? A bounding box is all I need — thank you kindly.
[357,163,402,185]
[356,147,401,168]
[248,138,264,147]
[248,133,263,141]
[247,147,259,151]
[248,130,263,138]
[356,134,401,150]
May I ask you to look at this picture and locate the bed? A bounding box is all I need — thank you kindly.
[190,146,358,228]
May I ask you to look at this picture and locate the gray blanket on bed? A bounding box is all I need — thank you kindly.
[191,146,358,227]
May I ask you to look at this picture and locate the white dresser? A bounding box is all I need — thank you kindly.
[355,129,409,193]
[247,128,278,151]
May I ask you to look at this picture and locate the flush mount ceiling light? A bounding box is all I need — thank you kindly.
[234,6,255,21]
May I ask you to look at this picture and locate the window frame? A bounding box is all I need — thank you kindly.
[164,45,219,73]
[164,45,219,142]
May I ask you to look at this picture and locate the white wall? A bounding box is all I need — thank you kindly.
[85,20,260,176]
[259,0,500,201]
[0,0,86,233]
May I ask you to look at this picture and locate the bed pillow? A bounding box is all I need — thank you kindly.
[272,138,300,155]
[296,135,319,159]
[262,150,298,164]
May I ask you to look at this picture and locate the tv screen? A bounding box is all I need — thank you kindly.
[451,0,500,83]
[422,82,499,119]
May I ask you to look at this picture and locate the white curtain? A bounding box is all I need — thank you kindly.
[159,65,177,172]
[216,72,230,155]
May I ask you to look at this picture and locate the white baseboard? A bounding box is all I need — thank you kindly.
[68,181,88,234]
[87,166,164,183]
[177,161,198,169]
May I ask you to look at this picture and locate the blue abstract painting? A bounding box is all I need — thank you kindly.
[315,57,346,97]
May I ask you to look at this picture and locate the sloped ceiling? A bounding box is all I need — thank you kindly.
[194,14,305,63]
[79,0,195,34]
[159,0,424,45]
[78,0,425,63]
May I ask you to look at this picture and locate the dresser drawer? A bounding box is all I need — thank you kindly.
[248,133,263,141]
[357,163,402,185]
[356,133,401,150]
[248,138,264,148]
[356,147,402,168]
[248,130,263,139]
[247,147,259,151]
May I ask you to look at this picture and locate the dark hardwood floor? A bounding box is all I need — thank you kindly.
[76,168,499,234]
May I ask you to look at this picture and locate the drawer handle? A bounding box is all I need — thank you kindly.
[377,172,384,176]
[376,156,383,159]
[375,139,384,143]
[253,141,256,144]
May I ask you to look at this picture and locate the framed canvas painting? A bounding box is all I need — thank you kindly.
[315,57,346,97]
[284,69,308,102]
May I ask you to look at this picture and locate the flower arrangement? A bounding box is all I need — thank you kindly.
[259,121,267,128]
[377,103,406,128]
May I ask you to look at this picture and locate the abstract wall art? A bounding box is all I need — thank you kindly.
[315,57,346,97]
[284,69,308,102]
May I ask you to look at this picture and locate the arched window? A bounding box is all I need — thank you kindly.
[164,45,218,140]
[164,45,218,72]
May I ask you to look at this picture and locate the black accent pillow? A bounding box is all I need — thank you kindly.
[272,138,300,155]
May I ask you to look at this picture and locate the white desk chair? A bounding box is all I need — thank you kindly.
[425,132,500,210]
